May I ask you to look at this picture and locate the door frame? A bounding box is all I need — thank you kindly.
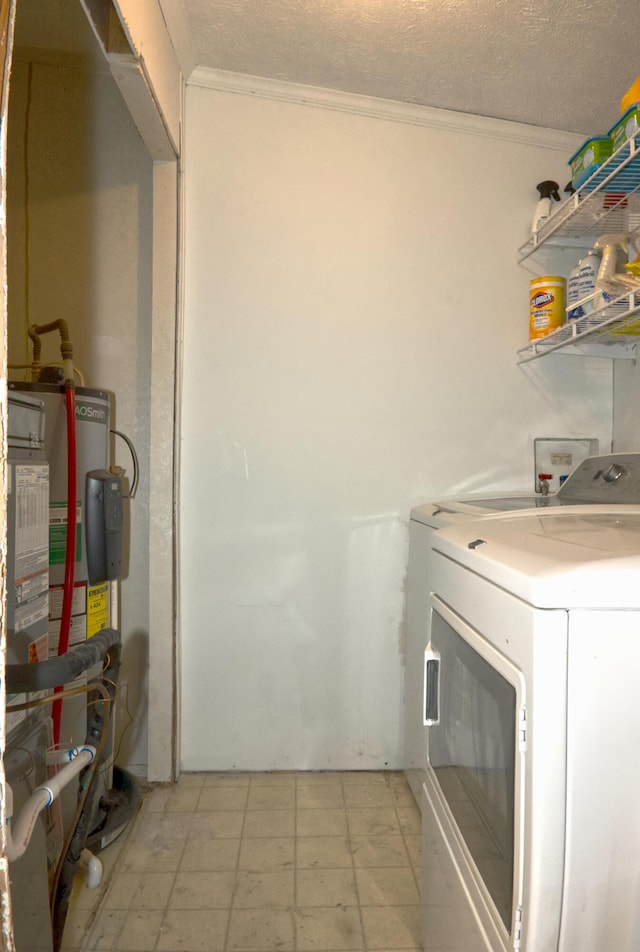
[1,1,18,945]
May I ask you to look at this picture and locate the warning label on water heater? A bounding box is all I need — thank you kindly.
[49,502,82,564]
[87,583,110,637]
[15,465,49,591]
[49,582,86,620]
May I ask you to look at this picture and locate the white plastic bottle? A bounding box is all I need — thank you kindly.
[594,234,627,317]
[531,180,561,235]
[576,250,600,324]
[567,258,583,320]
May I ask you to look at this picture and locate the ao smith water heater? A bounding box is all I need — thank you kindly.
[13,383,118,664]
[6,321,138,952]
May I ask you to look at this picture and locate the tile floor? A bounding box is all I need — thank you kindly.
[66,771,422,952]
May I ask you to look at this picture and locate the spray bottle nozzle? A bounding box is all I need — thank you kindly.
[593,233,628,253]
[594,233,629,288]
[536,180,561,202]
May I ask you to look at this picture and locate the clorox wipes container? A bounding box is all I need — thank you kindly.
[529,276,565,340]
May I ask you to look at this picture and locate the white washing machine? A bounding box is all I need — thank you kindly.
[405,438,599,806]
[420,453,640,951]
[405,493,561,804]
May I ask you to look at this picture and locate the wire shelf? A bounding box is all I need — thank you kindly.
[519,133,640,259]
[517,284,640,363]
[517,130,640,360]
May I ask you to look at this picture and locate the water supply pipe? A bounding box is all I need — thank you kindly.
[28,320,77,746]
[5,746,96,862]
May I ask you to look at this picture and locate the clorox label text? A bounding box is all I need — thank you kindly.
[532,292,554,308]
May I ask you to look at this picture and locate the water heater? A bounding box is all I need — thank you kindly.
[9,382,117,658]
[8,382,122,841]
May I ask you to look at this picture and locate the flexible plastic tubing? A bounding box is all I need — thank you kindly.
[5,746,96,862]
[51,677,114,946]
[52,382,77,746]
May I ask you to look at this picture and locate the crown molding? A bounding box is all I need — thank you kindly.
[188,67,582,152]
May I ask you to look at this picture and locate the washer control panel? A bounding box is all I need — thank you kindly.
[557,453,640,503]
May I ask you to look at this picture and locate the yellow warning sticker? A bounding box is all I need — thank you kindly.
[87,582,110,637]
[29,633,49,664]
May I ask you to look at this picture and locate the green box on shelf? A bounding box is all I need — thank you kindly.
[609,104,640,152]
[569,136,613,189]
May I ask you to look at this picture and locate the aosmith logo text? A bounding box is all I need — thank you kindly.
[532,291,555,308]
[75,401,107,424]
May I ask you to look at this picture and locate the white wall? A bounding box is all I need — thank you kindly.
[6,48,153,775]
[179,75,614,771]
[613,360,640,449]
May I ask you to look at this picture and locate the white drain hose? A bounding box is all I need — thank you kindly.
[5,746,96,862]
[81,848,103,889]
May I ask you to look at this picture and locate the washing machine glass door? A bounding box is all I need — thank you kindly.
[426,598,525,936]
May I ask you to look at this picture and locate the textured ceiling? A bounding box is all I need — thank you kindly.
[11,0,640,137]
[175,0,640,135]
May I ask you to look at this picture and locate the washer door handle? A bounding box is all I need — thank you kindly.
[423,643,441,726]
